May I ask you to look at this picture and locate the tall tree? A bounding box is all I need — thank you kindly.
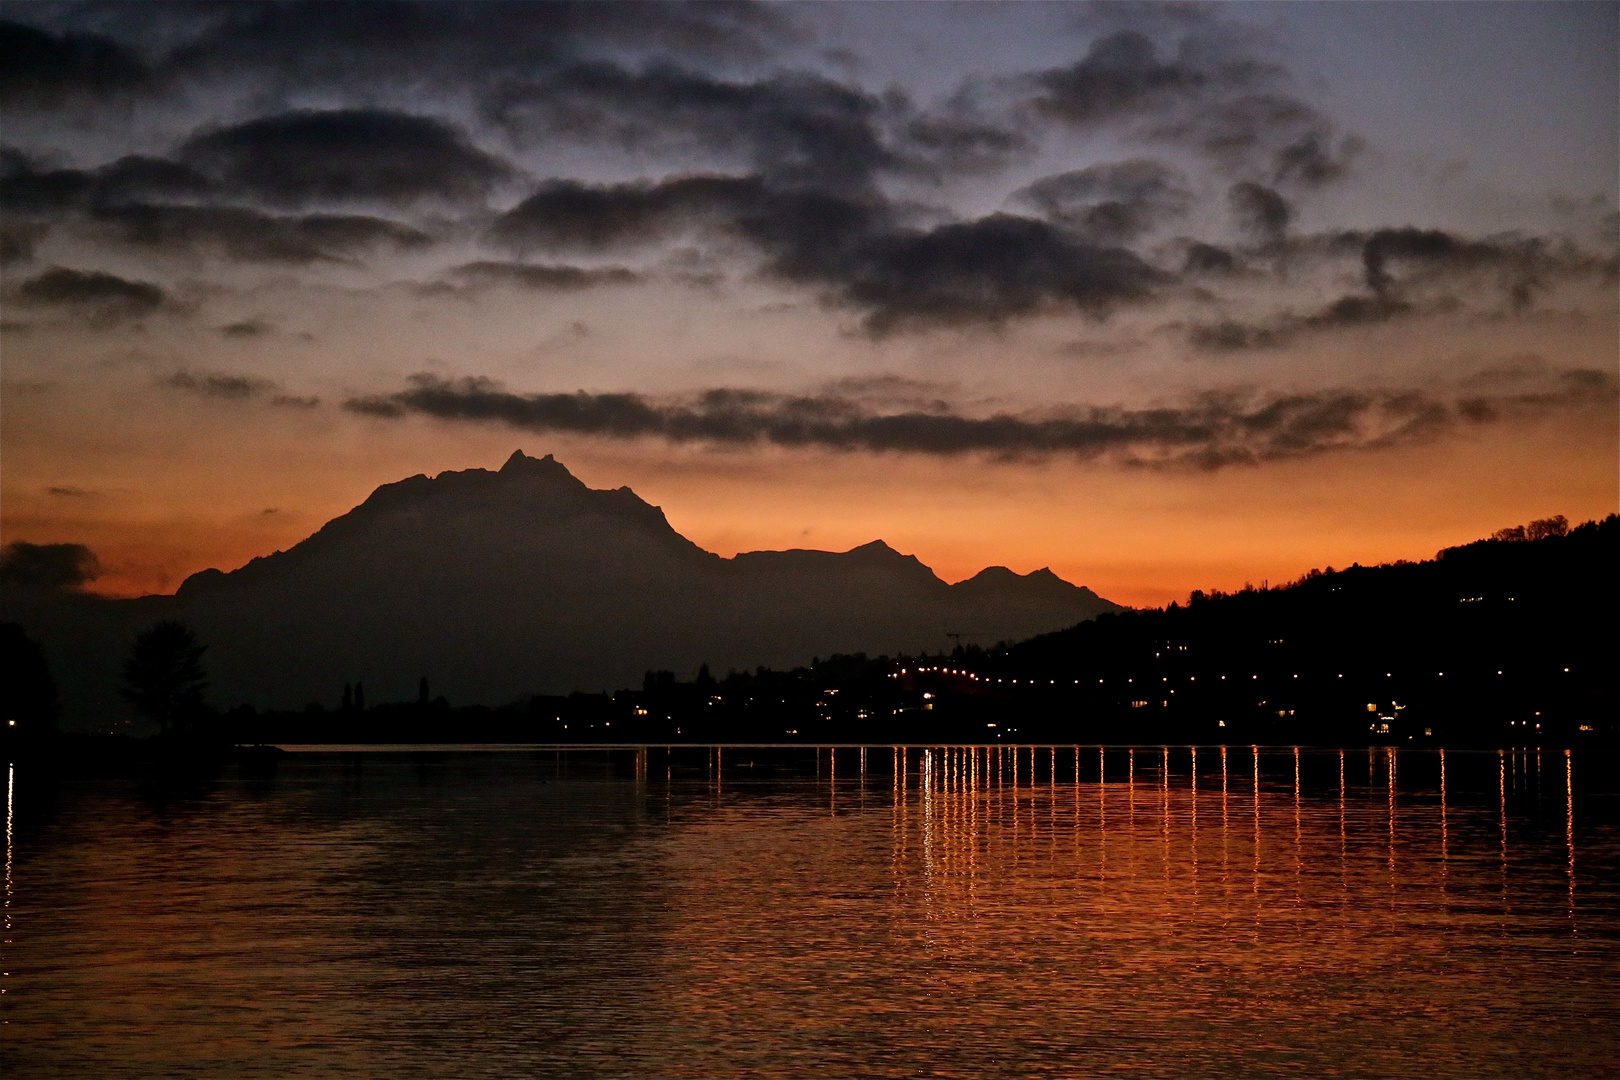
[1,622,59,738]
[122,621,208,734]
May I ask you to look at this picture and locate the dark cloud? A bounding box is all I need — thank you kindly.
[343,370,1615,469]
[161,1,792,84]
[1032,31,1217,125]
[488,62,898,189]
[1031,29,1358,187]
[831,213,1165,333]
[896,110,1035,177]
[220,318,271,338]
[1189,225,1616,350]
[163,368,320,409]
[1330,226,1613,311]
[14,265,165,317]
[7,2,793,107]
[1191,293,1416,352]
[1187,319,1282,351]
[91,154,214,203]
[1013,159,1191,243]
[95,204,431,263]
[0,149,211,214]
[0,17,150,107]
[0,540,101,591]
[0,221,47,264]
[1355,227,1507,297]
[0,149,96,213]
[165,370,276,400]
[494,174,1163,331]
[0,150,433,263]
[178,110,512,208]
[1228,181,1289,243]
[486,58,1029,187]
[1163,94,1358,187]
[1182,241,1238,275]
[491,175,748,251]
[448,261,641,291]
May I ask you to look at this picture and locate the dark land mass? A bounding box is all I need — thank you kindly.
[5,509,1613,759]
[0,450,1120,730]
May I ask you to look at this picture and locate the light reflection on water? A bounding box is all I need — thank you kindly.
[3,745,1617,1078]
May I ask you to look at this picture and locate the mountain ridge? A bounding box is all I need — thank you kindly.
[7,451,1125,725]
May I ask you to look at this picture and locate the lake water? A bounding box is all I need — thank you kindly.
[5,745,1617,1077]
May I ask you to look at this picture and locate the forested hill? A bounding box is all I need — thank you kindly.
[953,514,1617,744]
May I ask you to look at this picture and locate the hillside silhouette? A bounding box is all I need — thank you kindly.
[1,451,1120,727]
[220,514,1613,749]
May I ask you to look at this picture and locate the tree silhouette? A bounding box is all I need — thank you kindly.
[1,622,59,738]
[122,621,209,734]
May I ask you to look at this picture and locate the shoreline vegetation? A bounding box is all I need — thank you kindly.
[4,514,1615,764]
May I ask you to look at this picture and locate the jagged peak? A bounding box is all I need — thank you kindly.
[498,449,580,484]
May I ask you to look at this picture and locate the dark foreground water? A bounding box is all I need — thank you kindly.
[4,745,1617,1078]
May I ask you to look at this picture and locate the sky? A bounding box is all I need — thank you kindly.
[2,0,1615,607]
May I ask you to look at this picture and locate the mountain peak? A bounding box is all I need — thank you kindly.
[500,449,569,478]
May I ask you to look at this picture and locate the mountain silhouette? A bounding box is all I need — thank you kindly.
[7,451,1121,721]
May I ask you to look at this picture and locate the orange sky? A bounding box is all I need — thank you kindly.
[2,3,1615,609]
[4,390,1613,608]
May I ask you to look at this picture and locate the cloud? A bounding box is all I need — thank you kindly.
[1227,181,1289,243]
[0,149,211,214]
[828,212,1166,333]
[343,369,1617,469]
[165,370,276,400]
[0,221,47,264]
[1,150,433,262]
[895,109,1035,178]
[160,1,793,85]
[47,485,92,497]
[1012,159,1192,243]
[447,260,641,291]
[178,109,513,208]
[95,154,216,203]
[1032,30,1219,125]
[1353,227,1531,299]
[163,368,321,409]
[487,62,899,189]
[1030,28,1358,187]
[0,18,150,107]
[1188,225,1617,350]
[0,540,101,590]
[220,318,271,338]
[95,204,431,263]
[1182,241,1239,276]
[13,265,165,318]
[6,3,794,110]
[0,149,97,213]
[494,174,1164,331]
[491,175,739,251]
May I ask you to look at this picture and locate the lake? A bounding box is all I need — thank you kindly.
[4,745,1617,1077]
